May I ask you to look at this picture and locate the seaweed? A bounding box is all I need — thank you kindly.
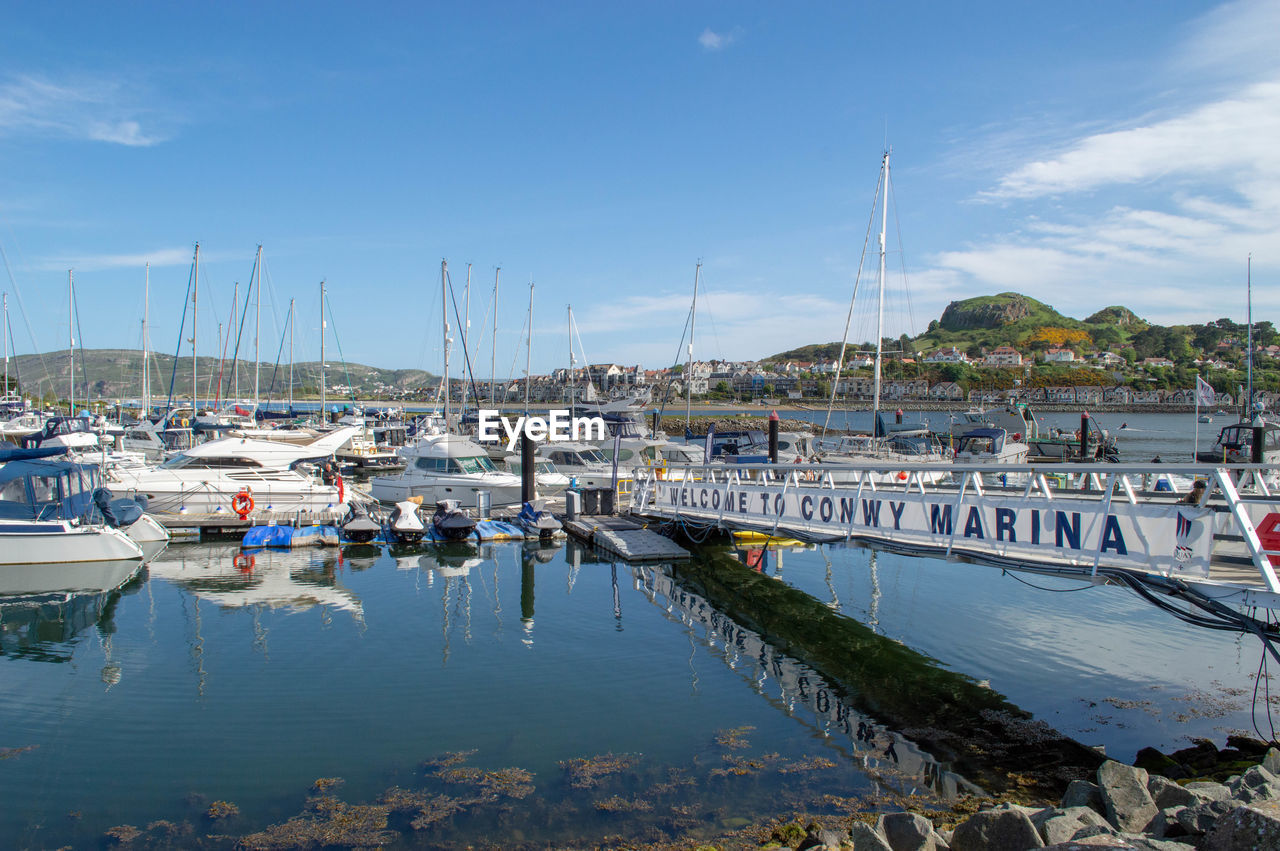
[560,753,640,789]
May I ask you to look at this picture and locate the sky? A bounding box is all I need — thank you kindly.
[1,1,1277,379]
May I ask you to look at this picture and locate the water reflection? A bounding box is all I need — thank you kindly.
[0,571,142,667]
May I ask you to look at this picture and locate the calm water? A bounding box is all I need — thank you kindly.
[0,414,1268,848]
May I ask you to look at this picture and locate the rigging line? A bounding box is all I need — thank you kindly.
[165,262,195,414]
[1000,569,1097,593]
[887,168,918,338]
[654,298,694,425]
[0,241,51,388]
[444,269,484,410]
[72,289,90,407]
[263,308,291,406]
[822,165,882,438]
[323,292,358,406]
[504,302,531,401]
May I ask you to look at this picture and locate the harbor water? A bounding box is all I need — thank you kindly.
[0,413,1270,848]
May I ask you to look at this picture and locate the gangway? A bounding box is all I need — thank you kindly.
[630,461,1280,616]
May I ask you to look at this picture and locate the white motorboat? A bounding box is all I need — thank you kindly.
[536,441,619,489]
[0,456,146,567]
[952,427,1030,464]
[369,434,523,507]
[502,455,571,495]
[106,427,358,516]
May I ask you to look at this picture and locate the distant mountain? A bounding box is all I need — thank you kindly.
[763,343,848,363]
[7,348,438,402]
[1085,305,1146,327]
[938,293,1075,331]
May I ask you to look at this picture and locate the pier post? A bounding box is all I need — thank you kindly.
[1080,412,1090,460]
[768,410,779,464]
[521,432,536,504]
[1254,424,1265,464]
[651,410,660,439]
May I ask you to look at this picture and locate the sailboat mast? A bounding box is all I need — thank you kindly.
[228,281,239,404]
[192,243,199,410]
[524,280,533,415]
[567,304,575,409]
[872,151,889,430]
[254,244,262,406]
[686,261,701,429]
[3,292,8,400]
[143,263,150,415]
[1247,254,1254,419]
[68,269,74,414]
[491,267,500,407]
[461,262,471,415]
[441,260,450,429]
[288,298,295,410]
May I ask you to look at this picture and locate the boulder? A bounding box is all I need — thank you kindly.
[1062,779,1106,814]
[1113,837,1196,850]
[876,812,938,851]
[1134,747,1187,780]
[1147,775,1199,810]
[848,822,894,851]
[1263,747,1280,776]
[796,826,846,850]
[1097,760,1158,832]
[1227,764,1280,801]
[1145,806,1187,839]
[1181,781,1231,802]
[1198,800,1280,850]
[1041,840,1129,848]
[1070,824,1118,841]
[950,808,1044,851]
[1035,807,1112,845]
[1225,735,1270,758]
[1175,798,1235,835]
[1168,739,1220,773]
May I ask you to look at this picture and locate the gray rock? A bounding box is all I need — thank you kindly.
[1097,760,1159,833]
[796,826,846,850]
[876,812,938,851]
[1037,807,1112,845]
[1199,800,1280,850]
[848,822,894,851]
[1062,779,1106,814]
[1175,798,1234,835]
[1263,747,1280,776]
[1234,764,1280,800]
[1145,806,1186,838]
[950,808,1044,850]
[1071,824,1119,841]
[1147,776,1199,810]
[1181,781,1231,802]
[1114,836,1193,850]
[1041,838,1130,848]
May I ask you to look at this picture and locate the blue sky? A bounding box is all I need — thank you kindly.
[1,1,1276,378]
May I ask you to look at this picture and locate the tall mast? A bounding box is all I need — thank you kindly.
[872,150,889,431]
[441,260,450,430]
[686,261,701,429]
[228,281,239,404]
[3,292,8,400]
[1247,254,1254,419]
[491,267,500,406]
[288,298,295,411]
[143,263,150,415]
[319,281,327,415]
[567,304,575,409]
[254,244,262,406]
[461,262,471,415]
[68,269,74,414]
[191,243,199,410]
[524,280,534,415]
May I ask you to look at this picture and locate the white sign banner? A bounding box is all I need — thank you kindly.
[647,481,1213,578]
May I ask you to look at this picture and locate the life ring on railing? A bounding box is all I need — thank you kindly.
[233,553,255,572]
[231,489,254,519]
[896,471,908,481]
[336,474,344,503]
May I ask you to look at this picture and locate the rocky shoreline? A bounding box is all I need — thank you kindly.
[708,737,1280,851]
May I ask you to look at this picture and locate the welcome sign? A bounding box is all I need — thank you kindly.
[645,480,1213,578]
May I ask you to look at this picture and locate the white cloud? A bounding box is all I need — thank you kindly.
[0,73,167,147]
[698,28,736,51]
[37,247,195,272]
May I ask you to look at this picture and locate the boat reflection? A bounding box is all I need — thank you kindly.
[146,544,363,620]
[0,565,144,668]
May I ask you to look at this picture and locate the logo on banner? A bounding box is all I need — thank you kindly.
[1174,510,1195,562]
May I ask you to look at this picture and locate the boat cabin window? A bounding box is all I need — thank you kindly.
[159,455,263,470]
[580,448,607,464]
[455,455,496,474]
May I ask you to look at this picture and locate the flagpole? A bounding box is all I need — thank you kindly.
[1194,374,1200,460]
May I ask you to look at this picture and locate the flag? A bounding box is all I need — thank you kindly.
[1196,376,1215,407]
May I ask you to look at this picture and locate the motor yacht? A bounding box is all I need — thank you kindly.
[369,434,522,507]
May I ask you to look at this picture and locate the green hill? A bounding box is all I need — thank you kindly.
[6,348,438,403]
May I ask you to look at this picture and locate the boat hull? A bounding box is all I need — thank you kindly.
[0,522,144,566]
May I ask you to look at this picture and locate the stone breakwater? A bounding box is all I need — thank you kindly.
[759,749,1280,851]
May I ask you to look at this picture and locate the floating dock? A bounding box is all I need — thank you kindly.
[564,515,691,562]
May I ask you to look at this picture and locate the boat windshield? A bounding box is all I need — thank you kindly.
[455,455,496,474]
[0,462,97,520]
[579,448,608,464]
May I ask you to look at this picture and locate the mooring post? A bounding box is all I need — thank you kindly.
[1253,424,1264,464]
[521,431,536,504]
[1080,412,1090,460]
[768,409,779,464]
[651,409,660,438]
[896,408,903,424]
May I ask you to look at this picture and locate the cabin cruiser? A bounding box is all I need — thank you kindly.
[1195,418,1280,465]
[952,427,1030,464]
[106,427,358,516]
[0,454,154,567]
[502,455,571,495]
[120,413,197,461]
[0,408,45,445]
[986,404,1118,463]
[369,434,522,508]
[536,441,619,489]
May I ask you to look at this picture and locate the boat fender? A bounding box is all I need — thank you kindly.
[232,489,255,519]
[896,471,908,481]
[336,474,344,503]
[1012,432,1022,441]
[233,553,255,572]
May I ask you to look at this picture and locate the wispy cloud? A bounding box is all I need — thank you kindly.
[37,247,195,272]
[0,73,168,146]
[698,28,738,52]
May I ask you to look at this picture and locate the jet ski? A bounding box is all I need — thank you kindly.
[431,499,476,542]
[389,497,426,544]
[516,499,561,539]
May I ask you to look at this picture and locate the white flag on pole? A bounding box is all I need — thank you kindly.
[1196,375,1216,407]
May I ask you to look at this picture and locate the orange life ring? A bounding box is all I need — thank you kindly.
[233,553,255,572]
[896,471,908,481]
[231,489,254,519]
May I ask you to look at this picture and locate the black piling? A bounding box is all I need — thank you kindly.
[521,432,536,504]
[768,409,779,464]
[1080,412,1090,460]
[1253,424,1265,464]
